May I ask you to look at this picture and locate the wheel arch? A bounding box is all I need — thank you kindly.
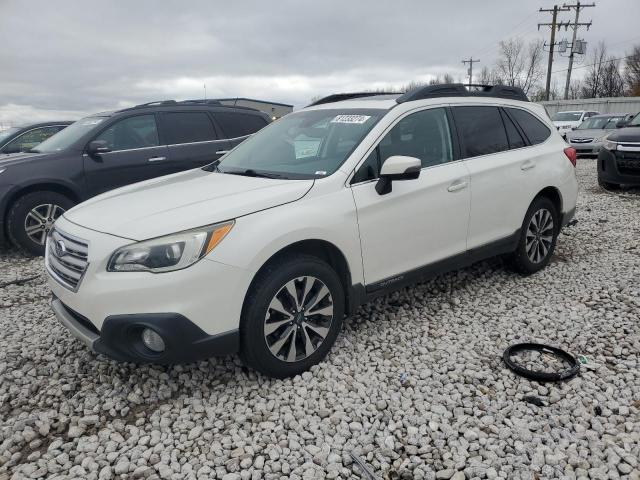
[533,186,563,216]
[243,239,359,316]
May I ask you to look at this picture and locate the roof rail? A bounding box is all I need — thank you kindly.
[132,100,178,108]
[179,99,222,105]
[396,83,529,103]
[307,92,398,107]
[124,99,260,113]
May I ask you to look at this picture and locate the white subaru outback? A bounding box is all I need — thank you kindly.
[46,84,578,378]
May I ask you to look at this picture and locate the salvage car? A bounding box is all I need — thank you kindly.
[0,100,270,255]
[597,111,640,190]
[552,110,599,137]
[46,84,578,378]
[0,121,71,154]
[566,113,633,156]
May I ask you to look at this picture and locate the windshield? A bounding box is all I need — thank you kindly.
[33,116,107,153]
[215,109,385,179]
[0,127,20,143]
[552,112,582,122]
[630,113,640,127]
[577,116,622,130]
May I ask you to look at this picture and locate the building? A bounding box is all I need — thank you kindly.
[539,97,640,116]
[216,98,293,119]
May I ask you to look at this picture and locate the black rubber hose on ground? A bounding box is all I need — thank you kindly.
[503,342,580,382]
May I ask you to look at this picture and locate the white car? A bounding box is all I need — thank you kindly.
[552,110,599,137]
[46,84,578,378]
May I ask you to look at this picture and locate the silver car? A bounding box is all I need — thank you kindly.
[566,113,633,156]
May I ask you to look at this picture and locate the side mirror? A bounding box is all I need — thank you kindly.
[87,140,111,156]
[375,155,421,195]
[615,120,628,128]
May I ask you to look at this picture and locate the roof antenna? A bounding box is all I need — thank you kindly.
[203,84,207,101]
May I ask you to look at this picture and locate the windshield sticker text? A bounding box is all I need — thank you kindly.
[330,115,371,125]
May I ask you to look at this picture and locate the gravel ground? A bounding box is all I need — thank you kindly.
[1,159,639,480]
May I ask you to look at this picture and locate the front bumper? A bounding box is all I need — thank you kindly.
[598,148,640,185]
[51,297,238,363]
[568,141,603,156]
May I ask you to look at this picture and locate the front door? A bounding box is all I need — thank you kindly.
[351,107,471,286]
[83,114,170,196]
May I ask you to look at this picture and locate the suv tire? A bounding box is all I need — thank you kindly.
[598,177,620,191]
[508,196,559,275]
[240,254,345,378]
[7,191,74,256]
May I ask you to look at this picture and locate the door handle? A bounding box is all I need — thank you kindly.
[148,156,167,162]
[215,150,229,155]
[447,180,468,192]
[521,160,536,171]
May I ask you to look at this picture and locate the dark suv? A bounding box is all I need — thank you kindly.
[597,112,640,190]
[0,100,271,255]
[0,121,72,154]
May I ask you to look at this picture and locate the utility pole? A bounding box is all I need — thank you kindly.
[539,5,570,100]
[560,2,595,99]
[461,57,480,86]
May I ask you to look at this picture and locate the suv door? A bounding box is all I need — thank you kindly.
[453,105,538,249]
[351,107,471,287]
[159,110,230,169]
[213,111,269,149]
[83,114,170,196]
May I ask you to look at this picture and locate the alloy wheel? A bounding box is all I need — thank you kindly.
[24,203,65,245]
[525,208,554,264]
[264,276,334,363]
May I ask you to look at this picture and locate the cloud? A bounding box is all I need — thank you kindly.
[1,0,638,124]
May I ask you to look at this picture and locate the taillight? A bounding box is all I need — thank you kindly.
[564,147,577,167]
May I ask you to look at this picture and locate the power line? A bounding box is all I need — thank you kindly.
[560,2,595,99]
[462,57,480,86]
[551,53,634,74]
[539,5,570,100]
[472,10,540,59]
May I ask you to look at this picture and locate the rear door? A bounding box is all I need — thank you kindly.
[453,105,536,249]
[83,114,170,196]
[213,111,269,149]
[159,110,230,170]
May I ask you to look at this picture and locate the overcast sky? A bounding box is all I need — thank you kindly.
[1,0,639,125]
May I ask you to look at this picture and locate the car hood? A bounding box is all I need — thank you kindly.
[566,129,610,140]
[607,127,640,143]
[0,151,52,167]
[64,169,314,240]
[554,121,579,128]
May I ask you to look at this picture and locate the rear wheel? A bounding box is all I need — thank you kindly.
[508,196,559,275]
[598,177,620,191]
[7,191,74,256]
[240,254,344,378]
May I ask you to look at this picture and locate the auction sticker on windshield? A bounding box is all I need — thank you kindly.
[330,115,371,124]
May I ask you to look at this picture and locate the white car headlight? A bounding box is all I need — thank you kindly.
[602,139,617,151]
[108,220,234,273]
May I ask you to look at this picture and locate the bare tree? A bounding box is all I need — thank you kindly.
[581,41,608,98]
[623,45,640,96]
[494,38,545,95]
[600,58,625,97]
[568,79,583,100]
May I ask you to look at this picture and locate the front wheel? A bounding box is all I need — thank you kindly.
[508,197,559,275]
[240,254,345,378]
[6,191,74,256]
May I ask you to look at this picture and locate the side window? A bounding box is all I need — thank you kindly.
[500,110,527,149]
[214,112,268,138]
[452,106,509,158]
[163,112,217,144]
[4,126,61,152]
[351,149,380,183]
[94,115,159,152]
[507,108,551,145]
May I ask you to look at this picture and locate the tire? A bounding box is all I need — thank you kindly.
[508,196,559,275]
[598,177,620,191]
[240,254,345,378]
[6,191,74,256]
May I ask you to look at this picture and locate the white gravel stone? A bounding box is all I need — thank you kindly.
[0,160,639,479]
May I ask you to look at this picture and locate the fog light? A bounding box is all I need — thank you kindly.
[141,328,165,352]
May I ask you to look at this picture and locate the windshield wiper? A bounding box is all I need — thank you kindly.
[222,168,286,179]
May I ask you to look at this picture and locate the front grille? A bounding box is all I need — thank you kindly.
[571,137,593,144]
[45,228,89,291]
[615,145,640,175]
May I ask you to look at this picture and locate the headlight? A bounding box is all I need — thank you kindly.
[602,139,617,151]
[107,220,234,273]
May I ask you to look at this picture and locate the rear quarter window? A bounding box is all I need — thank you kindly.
[507,108,551,145]
[215,112,268,138]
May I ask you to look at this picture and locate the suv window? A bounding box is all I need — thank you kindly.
[214,112,268,138]
[4,126,63,152]
[453,106,509,158]
[500,110,526,149]
[163,112,217,144]
[507,108,551,145]
[95,115,159,151]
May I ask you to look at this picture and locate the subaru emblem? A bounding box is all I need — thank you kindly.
[55,240,67,258]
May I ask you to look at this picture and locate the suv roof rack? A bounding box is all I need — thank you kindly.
[396,83,529,103]
[308,92,398,107]
[125,99,260,112]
